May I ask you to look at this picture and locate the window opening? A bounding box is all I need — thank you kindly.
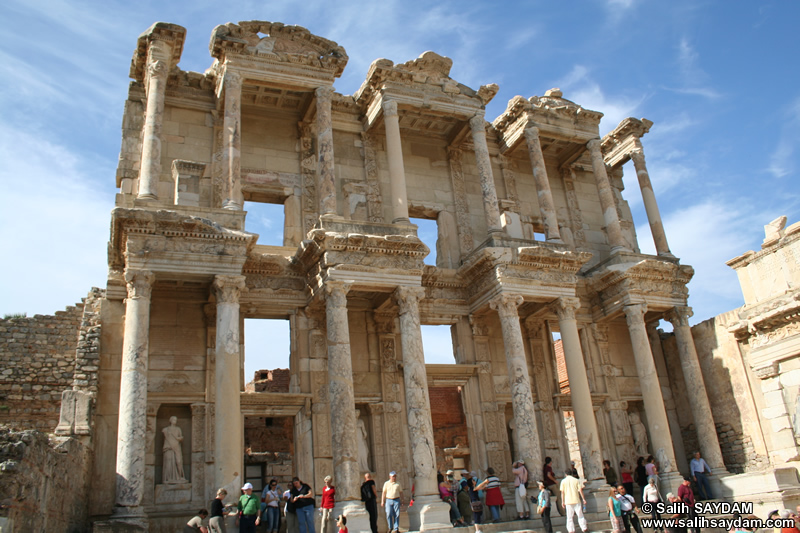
[421,324,455,364]
[411,217,438,266]
[244,201,284,246]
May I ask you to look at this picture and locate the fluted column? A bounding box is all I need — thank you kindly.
[489,294,543,469]
[630,147,672,257]
[138,51,169,201]
[665,306,727,472]
[394,286,450,531]
[623,304,679,478]
[316,86,337,216]
[588,139,629,252]
[551,297,604,482]
[115,269,155,513]
[221,72,243,210]
[213,275,246,502]
[383,99,410,224]
[523,127,562,242]
[324,282,360,500]
[469,113,502,235]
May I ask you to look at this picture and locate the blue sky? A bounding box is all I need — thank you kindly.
[2,0,799,375]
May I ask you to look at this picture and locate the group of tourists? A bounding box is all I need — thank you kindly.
[183,449,716,533]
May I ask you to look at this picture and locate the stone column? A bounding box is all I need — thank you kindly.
[115,269,155,515]
[523,127,563,242]
[623,304,680,489]
[394,286,451,531]
[630,147,672,257]
[212,275,246,503]
[324,282,360,499]
[551,297,604,483]
[138,52,169,201]
[383,99,410,224]
[469,113,502,235]
[664,306,727,473]
[587,139,629,253]
[221,72,243,210]
[489,294,543,469]
[316,86,337,216]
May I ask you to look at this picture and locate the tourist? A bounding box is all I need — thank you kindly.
[209,488,228,533]
[560,469,588,533]
[620,461,635,497]
[184,509,209,533]
[512,460,531,520]
[381,470,403,533]
[536,480,553,533]
[336,514,347,533]
[283,487,298,533]
[361,473,379,533]
[465,471,484,525]
[236,483,261,533]
[262,479,281,533]
[678,477,699,533]
[643,477,663,533]
[290,477,316,533]
[666,493,687,533]
[320,475,335,533]
[616,484,641,533]
[645,456,659,490]
[608,487,624,533]
[690,451,713,500]
[567,461,579,478]
[543,457,564,515]
[475,467,504,523]
[456,471,474,525]
[634,457,648,503]
[604,460,618,487]
[439,470,466,526]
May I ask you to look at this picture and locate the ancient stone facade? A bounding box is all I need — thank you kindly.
[3,19,800,532]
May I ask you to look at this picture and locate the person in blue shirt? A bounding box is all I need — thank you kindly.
[689,451,713,500]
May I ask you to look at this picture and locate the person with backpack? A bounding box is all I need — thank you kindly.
[361,473,378,533]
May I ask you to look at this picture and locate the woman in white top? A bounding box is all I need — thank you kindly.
[643,477,663,533]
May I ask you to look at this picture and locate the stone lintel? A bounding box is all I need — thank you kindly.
[600,117,653,167]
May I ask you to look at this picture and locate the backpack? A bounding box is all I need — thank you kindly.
[361,482,373,502]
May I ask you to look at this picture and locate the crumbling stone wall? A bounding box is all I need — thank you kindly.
[0,305,83,430]
[430,386,469,471]
[0,426,92,533]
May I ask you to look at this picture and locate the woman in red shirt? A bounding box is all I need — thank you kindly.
[321,476,336,533]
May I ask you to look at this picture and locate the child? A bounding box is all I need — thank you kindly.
[336,514,348,533]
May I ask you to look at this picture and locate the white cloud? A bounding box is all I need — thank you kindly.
[767,96,800,178]
[671,37,720,100]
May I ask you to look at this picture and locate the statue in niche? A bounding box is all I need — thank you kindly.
[162,416,188,484]
[357,410,371,473]
[792,388,800,439]
[629,411,649,457]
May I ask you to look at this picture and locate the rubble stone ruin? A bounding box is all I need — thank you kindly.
[1,20,800,533]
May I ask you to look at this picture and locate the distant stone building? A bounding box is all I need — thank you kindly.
[2,19,800,533]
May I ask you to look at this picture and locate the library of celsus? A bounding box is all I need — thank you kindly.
[2,20,800,533]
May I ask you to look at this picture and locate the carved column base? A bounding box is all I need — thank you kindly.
[406,495,451,531]
[332,501,370,533]
[94,513,148,532]
[222,199,242,210]
[583,484,613,514]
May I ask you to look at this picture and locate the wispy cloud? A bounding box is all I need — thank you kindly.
[672,36,721,100]
[767,96,800,178]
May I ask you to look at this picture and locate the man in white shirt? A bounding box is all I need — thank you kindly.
[616,484,642,533]
[559,471,587,533]
[689,451,713,500]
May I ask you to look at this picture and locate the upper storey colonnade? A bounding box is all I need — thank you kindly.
[124,21,673,262]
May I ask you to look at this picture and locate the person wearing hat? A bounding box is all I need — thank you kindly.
[512,460,531,520]
[465,471,484,525]
[320,475,336,533]
[381,471,403,533]
[456,471,474,525]
[236,483,261,533]
[567,461,579,479]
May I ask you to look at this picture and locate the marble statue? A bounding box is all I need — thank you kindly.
[357,410,370,473]
[162,416,188,484]
[629,411,649,457]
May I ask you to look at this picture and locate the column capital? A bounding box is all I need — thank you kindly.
[489,293,524,318]
[523,126,540,141]
[124,269,155,299]
[664,306,693,328]
[223,70,242,92]
[523,316,546,339]
[394,285,426,315]
[630,148,646,166]
[382,98,399,117]
[323,281,351,309]
[147,59,168,79]
[623,303,648,327]
[468,113,486,132]
[315,85,334,104]
[213,275,246,304]
[550,296,581,321]
[586,138,601,152]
